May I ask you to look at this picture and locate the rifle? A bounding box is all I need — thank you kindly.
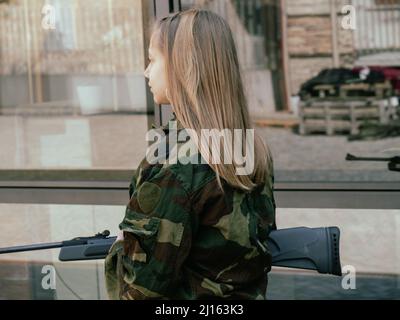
[0,226,342,276]
[346,153,400,172]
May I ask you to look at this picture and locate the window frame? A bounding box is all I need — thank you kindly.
[0,0,399,210]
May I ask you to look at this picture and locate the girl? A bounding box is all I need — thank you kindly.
[104,8,276,300]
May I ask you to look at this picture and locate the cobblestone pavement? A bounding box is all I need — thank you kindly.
[256,126,400,182]
[1,114,399,182]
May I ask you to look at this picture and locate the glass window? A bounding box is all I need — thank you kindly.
[180,0,400,184]
[268,207,400,299]
[1,204,398,299]
[0,203,124,300]
[1,0,399,301]
[0,0,153,170]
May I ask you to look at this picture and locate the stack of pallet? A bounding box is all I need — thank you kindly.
[298,98,392,135]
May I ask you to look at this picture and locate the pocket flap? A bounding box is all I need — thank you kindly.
[119,207,160,239]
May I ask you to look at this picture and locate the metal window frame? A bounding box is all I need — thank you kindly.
[0,169,399,208]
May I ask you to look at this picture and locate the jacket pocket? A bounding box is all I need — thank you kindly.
[119,206,161,261]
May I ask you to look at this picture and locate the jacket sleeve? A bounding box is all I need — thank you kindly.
[104,167,195,300]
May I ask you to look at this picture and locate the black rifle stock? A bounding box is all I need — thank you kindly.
[0,227,342,276]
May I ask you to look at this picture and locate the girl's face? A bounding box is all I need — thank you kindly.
[144,34,170,105]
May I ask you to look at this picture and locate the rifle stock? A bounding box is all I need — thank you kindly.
[268,226,342,276]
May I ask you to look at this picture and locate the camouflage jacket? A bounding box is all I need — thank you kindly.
[104,114,277,300]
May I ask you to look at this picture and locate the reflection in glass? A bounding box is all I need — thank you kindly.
[0,203,124,299]
[181,0,400,183]
[0,204,398,299]
[0,0,151,170]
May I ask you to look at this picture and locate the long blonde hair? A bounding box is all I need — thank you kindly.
[152,9,273,192]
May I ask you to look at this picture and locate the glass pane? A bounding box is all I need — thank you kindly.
[267,207,400,299]
[0,203,124,300]
[180,0,400,183]
[1,204,398,299]
[0,0,152,170]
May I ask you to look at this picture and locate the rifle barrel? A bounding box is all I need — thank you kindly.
[346,153,400,163]
[0,242,63,254]
[353,157,390,161]
[346,153,391,161]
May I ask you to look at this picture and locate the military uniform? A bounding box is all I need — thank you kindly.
[104,114,277,300]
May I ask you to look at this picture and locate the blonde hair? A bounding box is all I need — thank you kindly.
[152,9,273,192]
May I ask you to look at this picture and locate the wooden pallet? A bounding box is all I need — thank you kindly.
[254,118,299,129]
[339,80,392,98]
[298,99,389,135]
[314,84,337,98]
[312,81,393,99]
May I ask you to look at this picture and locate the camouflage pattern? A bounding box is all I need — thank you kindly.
[104,114,277,300]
